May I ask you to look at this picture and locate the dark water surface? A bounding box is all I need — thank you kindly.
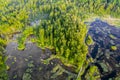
[88,20,120,80]
[5,42,76,80]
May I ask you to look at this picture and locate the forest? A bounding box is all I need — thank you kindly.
[0,0,120,80]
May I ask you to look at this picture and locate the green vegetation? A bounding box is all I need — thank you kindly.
[22,61,34,80]
[85,66,100,80]
[51,64,76,79]
[109,34,117,39]
[115,76,120,80]
[110,45,117,51]
[0,0,120,79]
[102,16,120,27]
[0,38,8,80]
[86,35,94,46]
[22,73,31,80]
